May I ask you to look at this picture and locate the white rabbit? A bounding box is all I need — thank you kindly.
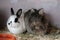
[7,8,26,34]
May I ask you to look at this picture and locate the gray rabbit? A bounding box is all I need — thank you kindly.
[24,8,49,35]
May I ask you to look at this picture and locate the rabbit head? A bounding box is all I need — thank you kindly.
[7,8,22,28]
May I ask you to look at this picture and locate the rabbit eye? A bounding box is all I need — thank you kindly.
[15,18,18,22]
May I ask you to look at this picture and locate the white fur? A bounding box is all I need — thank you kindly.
[7,14,26,34]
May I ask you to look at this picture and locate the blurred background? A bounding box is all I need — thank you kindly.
[0,0,60,30]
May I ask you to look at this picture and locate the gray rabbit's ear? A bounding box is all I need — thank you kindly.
[30,8,37,12]
[38,8,44,15]
[16,9,22,18]
[30,9,35,12]
[11,8,14,15]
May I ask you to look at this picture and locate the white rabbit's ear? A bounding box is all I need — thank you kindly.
[11,8,14,15]
[39,8,44,15]
[16,9,22,18]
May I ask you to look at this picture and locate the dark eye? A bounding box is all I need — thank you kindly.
[15,18,18,22]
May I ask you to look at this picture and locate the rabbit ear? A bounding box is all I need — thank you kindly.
[30,9,35,12]
[11,8,14,15]
[30,8,37,12]
[38,8,44,15]
[16,9,22,18]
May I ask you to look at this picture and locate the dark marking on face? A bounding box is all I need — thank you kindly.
[10,21,12,23]
[8,23,10,25]
[8,21,12,25]
[15,18,18,22]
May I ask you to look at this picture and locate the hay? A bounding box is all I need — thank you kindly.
[0,26,60,40]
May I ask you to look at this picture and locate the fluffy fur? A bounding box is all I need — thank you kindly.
[24,8,49,35]
[7,8,26,34]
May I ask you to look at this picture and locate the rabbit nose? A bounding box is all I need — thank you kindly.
[8,23,10,25]
[8,21,12,25]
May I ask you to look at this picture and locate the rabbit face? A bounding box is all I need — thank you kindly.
[7,15,20,28]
